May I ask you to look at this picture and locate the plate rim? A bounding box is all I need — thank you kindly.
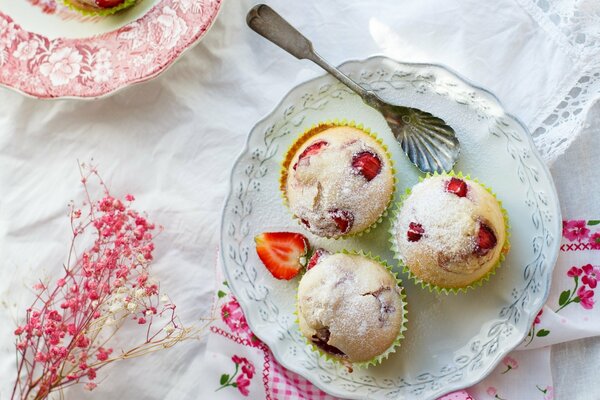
[0,0,223,100]
[220,54,562,399]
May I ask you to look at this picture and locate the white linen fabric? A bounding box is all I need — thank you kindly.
[0,0,599,399]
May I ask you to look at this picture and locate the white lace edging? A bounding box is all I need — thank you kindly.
[515,0,600,164]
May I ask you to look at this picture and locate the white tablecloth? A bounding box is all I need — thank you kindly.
[1,0,599,399]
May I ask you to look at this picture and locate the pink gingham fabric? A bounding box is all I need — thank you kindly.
[270,360,336,400]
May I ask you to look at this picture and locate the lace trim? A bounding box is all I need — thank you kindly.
[515,0,600,163]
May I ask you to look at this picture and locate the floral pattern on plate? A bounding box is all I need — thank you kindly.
[0,0,221,98]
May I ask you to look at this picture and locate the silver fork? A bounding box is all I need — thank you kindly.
[247,4,460,174]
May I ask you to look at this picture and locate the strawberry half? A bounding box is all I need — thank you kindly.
[475,223,497,255]
[407,222,424,242]
[329,209,354,235]
[293,140,328,170]
[307,248,330,270]
[445,177,468,198]
[255,232,308,280]
[351,151,382,181]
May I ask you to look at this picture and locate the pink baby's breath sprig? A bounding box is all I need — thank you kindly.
[12,164,195,400]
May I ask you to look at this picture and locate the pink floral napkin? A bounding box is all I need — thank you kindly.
[200,217,599,400]
[515,220,600,350]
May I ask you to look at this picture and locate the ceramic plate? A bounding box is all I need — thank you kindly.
[221,56,561,400]
[0,0,221,99]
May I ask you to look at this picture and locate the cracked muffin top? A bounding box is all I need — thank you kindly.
[282,125,394,238]
[297,253,404,363]
[393,175,508,289]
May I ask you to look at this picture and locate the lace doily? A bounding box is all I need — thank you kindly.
[516,0,600,164]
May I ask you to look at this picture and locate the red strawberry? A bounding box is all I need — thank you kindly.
[407,222,424,242]
[255,232,309,280]
[329,209,354,235]
[95,0,125,8]
[293,140,328,170]
[445,178,468,198]
[307,248,330,270]
[351,151,382,181]
[475,223,497,255]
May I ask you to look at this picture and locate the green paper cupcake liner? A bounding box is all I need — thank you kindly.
[62,0,137,16]
[295,249,408,370]
[388,171,511,295]
[280,120,396,240]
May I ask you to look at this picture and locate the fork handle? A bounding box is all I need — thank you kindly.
[246,4,380,107]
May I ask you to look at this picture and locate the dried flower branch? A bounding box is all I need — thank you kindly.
[12,164,194,400]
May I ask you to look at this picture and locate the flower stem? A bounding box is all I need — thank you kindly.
[500,366,511,374]
[215,364,239,392]
[556,277,579,313]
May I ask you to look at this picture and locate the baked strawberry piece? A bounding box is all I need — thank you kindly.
[351,151,382,182]
[445,177,468,198]
[282,124,394,238]
[306,248,330,271]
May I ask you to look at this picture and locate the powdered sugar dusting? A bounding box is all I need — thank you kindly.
[286,126,394,238]
[393,175,506,285]
[400,176,477,258]
[297,253,403,362]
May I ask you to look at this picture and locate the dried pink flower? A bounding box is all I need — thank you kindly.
[11,164,193,400]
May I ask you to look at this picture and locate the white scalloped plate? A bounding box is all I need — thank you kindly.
[220,56,561,400]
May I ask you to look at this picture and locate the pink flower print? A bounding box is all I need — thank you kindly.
[221,298,250,335]
[241,360,255,379]
[567,266,583,277]
[0,19,17,44]
[0,44,7,67]
[39,47,83,86]
[231,355,244,364]
[231,355,255,379]
[501,356,518,373]
[582,264,600,288]
[173,0,194,13]
[94,48,112,63]
[534,308,543,324]
[589,233,600,250]
[26,0,57,14]
[577,286,595,310]
[217,355,255,396]
[14,40,40,61]
[91,62,114,83]
[236,375,251,396]
[485,386,507,400]
[562,220,590,242]
[537,385,554,399]
[148,7,188,50]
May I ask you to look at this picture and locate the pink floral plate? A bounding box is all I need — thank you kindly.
[0,0,222,99]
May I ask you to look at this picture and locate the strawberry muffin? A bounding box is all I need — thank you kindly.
[64,0,137,15]
[391,175,508,291]
[297,252,406,366]
[281,124,394,239]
